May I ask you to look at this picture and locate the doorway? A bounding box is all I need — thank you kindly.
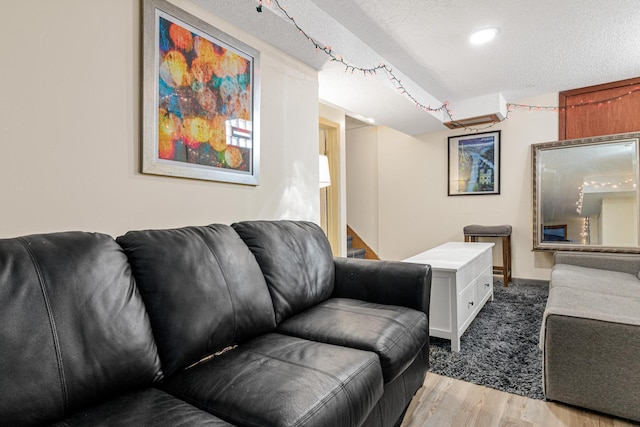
[319,118,340,254]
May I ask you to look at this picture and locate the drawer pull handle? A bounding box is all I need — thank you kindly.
[485,283,490,287]
[468,301,474,307]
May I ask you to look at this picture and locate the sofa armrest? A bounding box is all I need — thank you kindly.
[553,251,640,276]
[332,257,432,317]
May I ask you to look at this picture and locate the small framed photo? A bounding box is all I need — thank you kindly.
[142,0,260,185]
[448,130,500,196]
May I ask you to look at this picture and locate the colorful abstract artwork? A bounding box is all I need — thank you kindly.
[143,0,260,184]
[448,131,501,196]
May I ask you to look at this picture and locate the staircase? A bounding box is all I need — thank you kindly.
[347,235,366,259]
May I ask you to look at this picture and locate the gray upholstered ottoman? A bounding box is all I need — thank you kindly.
[540,252,640,422]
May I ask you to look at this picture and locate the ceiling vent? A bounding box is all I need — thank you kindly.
[443,113,502,129]
[442,93,507,130]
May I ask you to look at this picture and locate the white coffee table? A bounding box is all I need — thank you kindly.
[403,242,494,351]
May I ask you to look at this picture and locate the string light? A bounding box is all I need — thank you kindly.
[256,1,640,132]
[508,86,640,113]
[575,184,584,214]
[577,176,635,215]
[256,1,455,117]
[581,217,590,244]
[256,0,271,13]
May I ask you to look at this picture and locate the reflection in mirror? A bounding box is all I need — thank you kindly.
[532,132,640,252]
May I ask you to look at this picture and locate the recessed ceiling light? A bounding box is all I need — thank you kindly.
[470,28,499,45]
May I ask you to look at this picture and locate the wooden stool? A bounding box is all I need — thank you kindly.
[463,224,512,287]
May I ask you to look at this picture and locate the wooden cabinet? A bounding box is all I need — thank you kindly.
[559,77,640,140]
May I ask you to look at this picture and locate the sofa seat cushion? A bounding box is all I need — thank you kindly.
[540,286,640,349]
[276,298,428,383]
[161,333,383,427]
[550,264,640,298]
[52,388,232,426]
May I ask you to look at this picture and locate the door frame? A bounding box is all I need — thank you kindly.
[319,118,341,255]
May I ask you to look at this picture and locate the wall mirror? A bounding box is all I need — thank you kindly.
[532,132,640,253]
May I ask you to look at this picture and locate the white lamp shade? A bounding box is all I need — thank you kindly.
[319,155,331,188]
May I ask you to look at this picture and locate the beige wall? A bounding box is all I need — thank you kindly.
[0,0,320,238]
[346,126,380,253]
[602,196,637,246]
[347,93,560,281]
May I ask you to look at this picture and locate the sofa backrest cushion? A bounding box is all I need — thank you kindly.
[232,220,335,323]
[116,224,276,376]
[554,251,640,276]
[0,232,162,426]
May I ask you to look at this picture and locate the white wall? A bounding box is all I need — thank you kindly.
[0,0,320,238]
[348,93,560,281]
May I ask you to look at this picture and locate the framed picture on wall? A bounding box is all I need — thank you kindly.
[142,0,260,185]
[448,130,501,196]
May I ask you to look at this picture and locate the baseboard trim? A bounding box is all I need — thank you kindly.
[492,274,549,286]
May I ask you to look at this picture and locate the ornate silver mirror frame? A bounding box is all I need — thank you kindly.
[532,132,640,253]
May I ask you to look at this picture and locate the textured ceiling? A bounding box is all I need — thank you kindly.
[196,0,640,135]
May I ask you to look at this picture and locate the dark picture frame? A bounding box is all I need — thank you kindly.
[542,224,568,242]
[448,130,501,196]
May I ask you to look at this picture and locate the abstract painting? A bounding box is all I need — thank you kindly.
[142,0,260,185]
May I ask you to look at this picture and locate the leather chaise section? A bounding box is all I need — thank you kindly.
[117,224,276,376]
[277,298,428,383]
[52,388,233,426]
[161,333,384,427]
[232,220,335,323]
[0,232,162,426]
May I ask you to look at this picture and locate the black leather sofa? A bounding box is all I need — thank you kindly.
[0,220,431,427]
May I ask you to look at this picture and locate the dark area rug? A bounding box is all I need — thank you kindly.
[429,281,548,400]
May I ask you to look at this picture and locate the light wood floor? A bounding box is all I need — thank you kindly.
[401,373,638,427]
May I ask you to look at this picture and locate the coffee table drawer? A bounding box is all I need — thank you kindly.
[457,280,477,327]
[476,265,493,302]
